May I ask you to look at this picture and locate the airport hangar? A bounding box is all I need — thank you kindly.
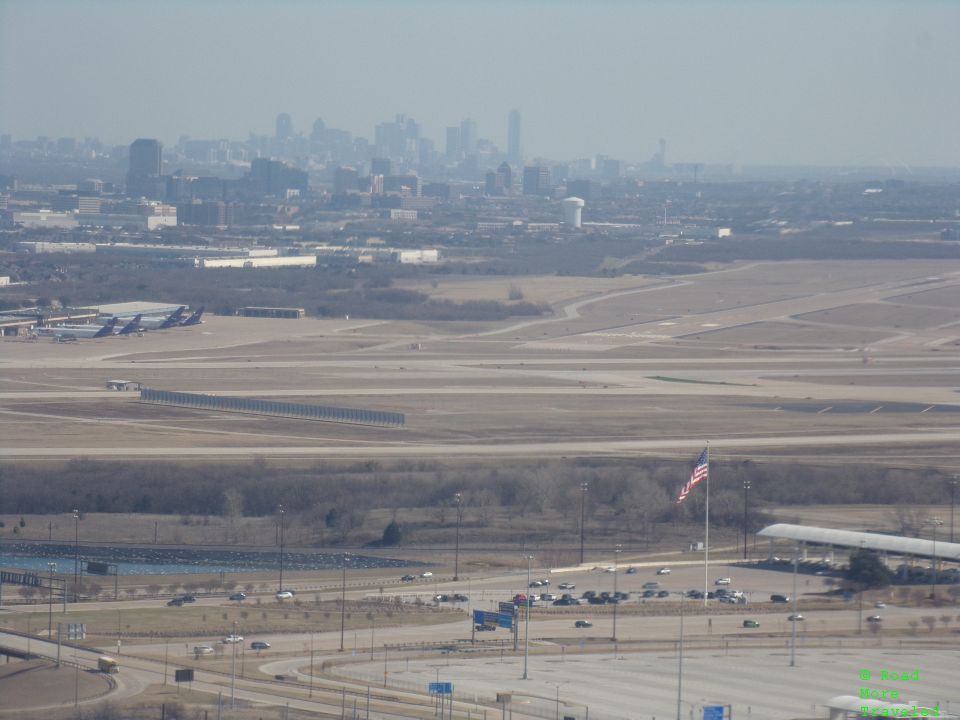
[758,523,960,569]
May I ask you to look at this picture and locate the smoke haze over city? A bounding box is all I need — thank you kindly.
[2,0,959,167]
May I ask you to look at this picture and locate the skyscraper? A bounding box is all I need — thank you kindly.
[275,113,294,141]
[128,138,162,177]
[507,110,521,165]
[127,138,164,199]
[445,127,460,160]
[522,165,550,196]
[459,118,477,156]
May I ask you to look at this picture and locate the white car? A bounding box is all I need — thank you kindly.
[874,601,886,609]
[275,590,294,600]
[656,567,671,575]
[193,645,214,656]
[558,582,576,590]
[420,571,433,578]
[715,577,732,585]
[223,634,244,644]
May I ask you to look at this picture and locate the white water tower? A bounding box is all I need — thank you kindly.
[562,196,584,229]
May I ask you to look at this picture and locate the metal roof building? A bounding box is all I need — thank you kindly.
[758,523,960,562]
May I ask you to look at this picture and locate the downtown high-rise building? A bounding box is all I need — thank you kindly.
[275,113,293,141]
[507,110,521,165]
[126,138,164,199]
[459,118,477,156]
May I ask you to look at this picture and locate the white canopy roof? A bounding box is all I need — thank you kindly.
[757,523,960,561]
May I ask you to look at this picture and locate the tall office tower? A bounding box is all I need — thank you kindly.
[522,165,551,196]
[311,118,326,142]
[459,118,477,156]
[659,138,666,168]
[129,138,162,177]
[127,138,164,199]
[445,126,461,160]
[496,162,512,192]
[276,113,294,141]
[507,110,521,165]
[371,157,393,176]
[333,166,359,195]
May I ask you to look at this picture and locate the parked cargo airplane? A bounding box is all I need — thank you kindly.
[179,307,204,326]
[136,306,186,330]
[115,314,142,335]
[33,317,118,339]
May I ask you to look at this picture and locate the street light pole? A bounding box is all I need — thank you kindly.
[230,620,237,709]
[790,543,798,667]
[454,492,462,581]
[928,518,942,600]
[340,552,348,652]
[278,504,285,592]
[742,479,751,560]
[72,509,80,603]
[522,554,533,680]
[675,591,685,720]
[949,476,957,544]
[579,482,588,565]
[47,562,57,637]
[612,545,622,642]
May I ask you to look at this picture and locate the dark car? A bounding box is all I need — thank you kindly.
[229,592,247,601]
[657,590,670,598]
[588,596,606,605]
[401,574,416,582]
[625,567,637,574]
[453,594,469,602]
[552,598,573,606]
[742,620,760,628]
[250,641,271,650]
[582,590,597,599]
[167,598,184,607]
[574,620,593,628]
[474,624,495,632]
[770,594,789,603]
[642,590,656,598]
[180,595,196,603]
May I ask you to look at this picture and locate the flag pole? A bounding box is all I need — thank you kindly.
[704,442,710,608]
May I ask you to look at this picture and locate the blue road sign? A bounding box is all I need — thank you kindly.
[499,602,516,615]
[703,706,724,720]
[473,610,484,624]
[429,682,453,695]
[497,612,513,629]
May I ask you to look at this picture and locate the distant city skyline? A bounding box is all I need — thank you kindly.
[2,1,959,167]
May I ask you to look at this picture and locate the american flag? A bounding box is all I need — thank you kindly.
[676,447,709,504]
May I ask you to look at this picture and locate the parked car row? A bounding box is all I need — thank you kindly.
[433,593,469,603]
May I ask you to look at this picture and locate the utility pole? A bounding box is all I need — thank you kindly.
[454,492,462,581]
[950,476,957,544]
[277,504,285,592]
[72,509,80,603]
[742,479,751,560]
[340,552,348,652]
[612,545,621,642]
[522,554,533,680]
[230,621,237,709]
[47,562,57,637]
[579,482,588,564]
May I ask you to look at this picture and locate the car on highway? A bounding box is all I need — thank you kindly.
[250,641,271,650]
[642,581,660,589]
[529,580,544,588]
[228,592,247,601]
[625,567,637,574]
[433,594,451,602]
[166,598,184,607]
[715,577,731,585]
[180,595,196,603]
[642,590,656,598]
[558,582,576,590]
[401,574,416,582]
[539,593,556,601]
[656,568,671,575]
[742,620,760,628]
[223,634,243,644]
[420,571,433,577]
[453,593,469,602]
[513,593,528,604]
[582,590,597,598]
[552,598,575,606]
[867,615,882,623]
[193,645,214,656]
[770,594,789,603]
[787,614,805,622]
[574,620,593,628]
[275,590,294,600]
[657,590,670,598]
[475,624,495,632]
[874,602,886,609]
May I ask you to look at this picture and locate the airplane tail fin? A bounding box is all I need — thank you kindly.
[160,306,187,328]
[94,318,118,338]
[180,307,204,326]
[118,314,141,335]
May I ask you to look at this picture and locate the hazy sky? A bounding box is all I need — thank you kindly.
[2,0,959,167]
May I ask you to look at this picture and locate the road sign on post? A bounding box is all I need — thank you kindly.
[175,668,194,683]
[703,706,724,720]
[429,682,453,695]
